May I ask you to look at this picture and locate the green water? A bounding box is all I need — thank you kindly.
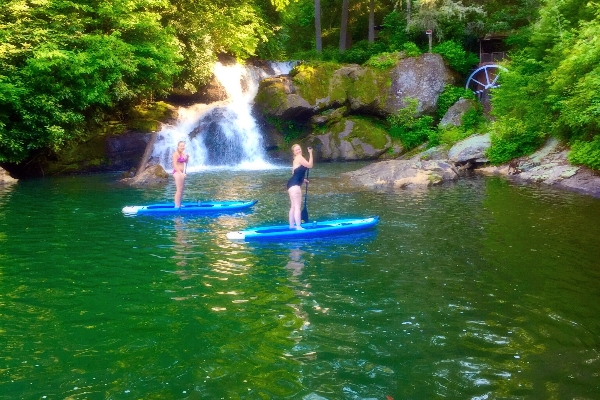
[1,163,599,399]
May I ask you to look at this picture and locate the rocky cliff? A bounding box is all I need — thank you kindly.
[254,53,458,161]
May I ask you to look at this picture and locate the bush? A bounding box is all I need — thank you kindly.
[388,98,435,150]
[378,10,410,51]
[402,42,422,58]
[568,136,600,170]
[486,117,545,164]
[365,52,400,69]
[432,40,479,75]
[436,85,475,119]
[339,40,387,65]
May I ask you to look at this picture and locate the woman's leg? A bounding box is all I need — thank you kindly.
[174,172,185,207]
[288,185,303,228]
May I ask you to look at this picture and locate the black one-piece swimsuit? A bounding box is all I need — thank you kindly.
[286,165,308,189]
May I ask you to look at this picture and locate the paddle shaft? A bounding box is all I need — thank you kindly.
[301,169,310,222]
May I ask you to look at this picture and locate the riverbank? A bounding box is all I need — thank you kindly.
[343,135,600,199]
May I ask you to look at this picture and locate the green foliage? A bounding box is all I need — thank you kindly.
[338,40,387,65]
[429,104,488,148]
[461,107,486,132]
[568,137,600,170]
[407,0,486,43]
[428,126,470,148]
[364,52,400,69]
[489,1,600,166]
[0,0,182,163]
[486,117,545,164]
[402,42,422,58]
[388,98,436,150]
[378,10,410,51]
[436,85,475,119]
[432,40,479,74]
[266,116,304,145]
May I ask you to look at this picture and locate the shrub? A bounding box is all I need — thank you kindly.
[486,117,545,164]
[432,40,479,75]
[365,52,400,69]
[339,40,387,65]
[402,42,422,58]
[568,136,600,170]
[388,98,435,150]
[379,10,410,51]
[436,85,475,119]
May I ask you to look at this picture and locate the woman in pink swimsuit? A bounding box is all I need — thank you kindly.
[172,141,189,208]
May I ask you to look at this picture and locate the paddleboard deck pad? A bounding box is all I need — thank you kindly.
[227,216,379,241]
[123,200,257,215]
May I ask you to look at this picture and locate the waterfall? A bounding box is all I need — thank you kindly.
[151,61,294,171]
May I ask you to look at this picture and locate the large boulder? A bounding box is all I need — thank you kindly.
[387,53,458,115]
[448,133,491,163]
[121,164,169,186]
[439,98,478,128]
[307,117,393,161]
[254,76,314,122]
[344,159,459,189]
[255,54,458,124]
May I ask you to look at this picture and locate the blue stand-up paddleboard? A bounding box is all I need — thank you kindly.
[226,216,379,241]
[122,200,257,216]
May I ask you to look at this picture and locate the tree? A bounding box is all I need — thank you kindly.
[488,0,600,168]
[340,0,350,52]
[0,0,182,163]
[315,0,323,52]
[408,0,485,42]
[368,0,375,42]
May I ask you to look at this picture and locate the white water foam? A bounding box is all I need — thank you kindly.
[151,61,295,172]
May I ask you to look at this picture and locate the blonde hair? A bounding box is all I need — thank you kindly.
[291,144,301,153]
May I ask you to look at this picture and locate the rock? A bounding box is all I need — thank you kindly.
[121,164,169,186]
[439,98,478,128]
[557,167,600,197]
[311,117,392,161]
[475,136,600,198]
[106,131,152,171]
[448,133,491,163]
[387,53,458,115]
[254,76,314,122]
[413,145,449,161]
[0,167,18,184]
[344,159,458,189]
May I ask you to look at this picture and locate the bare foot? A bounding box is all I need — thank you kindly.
[295,226,305,230]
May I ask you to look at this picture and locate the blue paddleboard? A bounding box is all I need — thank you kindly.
[122,200,257,215]
[226,216,379,241]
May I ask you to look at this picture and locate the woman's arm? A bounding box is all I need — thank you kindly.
[298,148,314,169]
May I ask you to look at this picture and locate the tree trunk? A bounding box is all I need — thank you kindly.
[368,0,375,43]
[339,0,349,52]
[135,132,158,177]
[315,0,322,52]
[406,0,411,26]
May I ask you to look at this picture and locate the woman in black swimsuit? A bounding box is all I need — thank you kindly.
[287,144,313,229]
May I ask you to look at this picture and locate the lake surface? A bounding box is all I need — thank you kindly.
[1,163,599,399]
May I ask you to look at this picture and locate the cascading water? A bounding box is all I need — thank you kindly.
[151,62,294,171]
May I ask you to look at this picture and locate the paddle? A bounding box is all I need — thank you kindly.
[301,169,310,223]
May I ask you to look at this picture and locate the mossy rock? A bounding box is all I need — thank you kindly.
[314,116,391,161]
[126,101,175,132]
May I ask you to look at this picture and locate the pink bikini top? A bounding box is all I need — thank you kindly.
[177,155,187,163]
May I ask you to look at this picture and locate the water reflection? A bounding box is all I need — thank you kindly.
[172,216,189,270]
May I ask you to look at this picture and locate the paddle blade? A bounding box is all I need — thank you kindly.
[301,205,308,223]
